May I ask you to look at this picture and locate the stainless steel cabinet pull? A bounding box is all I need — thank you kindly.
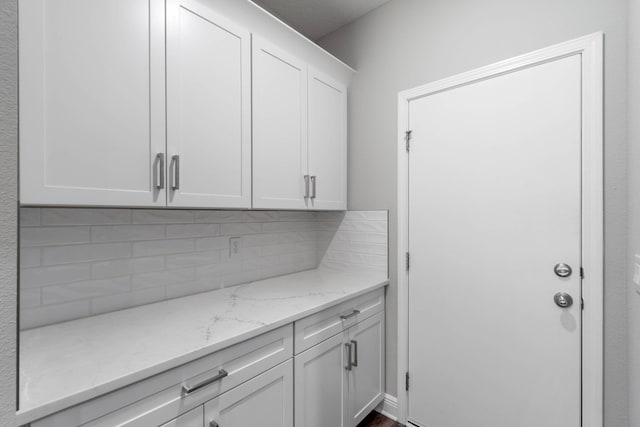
[155,153,165,189]
[351,340,358,367]
[304,175,310,198]
[345,343,352,371]
[182,369,228,395]
[171,155,180,190]
[210,421,219,427]
[310,176,317,199]
[340,309,360,320]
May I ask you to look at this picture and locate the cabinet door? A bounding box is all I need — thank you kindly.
[19,0,166,206]
[348,311,385,426]
[307,68,348,210]
[166,0,251,208]
[294,333,349,427]
[159,406,204,427]
[252,36,308,209]
[204,360,293,427]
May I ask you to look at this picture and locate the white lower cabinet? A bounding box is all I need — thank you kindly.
[295,310,385,427]
[28,292,385,427]
[205,359,293,427]
[348,312,386,425]
[158,360,293,427]
[294,333,349,427]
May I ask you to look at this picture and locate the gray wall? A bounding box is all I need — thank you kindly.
[0,0,18,424]
[627,0,640,424]
[318,0,629,425]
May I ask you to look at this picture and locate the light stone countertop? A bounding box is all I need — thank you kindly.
[17,267,389,425]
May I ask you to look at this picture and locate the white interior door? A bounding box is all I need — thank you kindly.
[407,55,582,427]
[166,0,251,208]
[252,36,308,209]
[308,68,347,210]
[19,0,166,206]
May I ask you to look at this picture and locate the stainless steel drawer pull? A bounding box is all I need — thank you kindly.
[171,155,180,190]
[182,369,228,395]
[304,175,310,198]
[310,176,317,199]
[351,340,358,367]
[340,309,360,320]
[345,343,352,371]
[155,153,165,189]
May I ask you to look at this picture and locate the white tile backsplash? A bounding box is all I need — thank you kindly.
[318,210,389,276]
[20,208,388,329]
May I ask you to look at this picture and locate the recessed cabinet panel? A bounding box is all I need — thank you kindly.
[349,311,385,426]
[308,69,347,210]
[19,0,166,206]
[252,37,308,209]
[205,360,293,427]
[166,0,251,208]
[294,334,349,427]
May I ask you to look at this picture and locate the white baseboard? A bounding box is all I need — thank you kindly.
[375,393,398,421]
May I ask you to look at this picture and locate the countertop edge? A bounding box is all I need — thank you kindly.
[16,277,389,425]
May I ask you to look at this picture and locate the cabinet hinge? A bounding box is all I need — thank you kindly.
[406,252,410,271]
[580,267,585,279]
[405,130,412,152]
[405,372,410,391]
[581,298,585,310]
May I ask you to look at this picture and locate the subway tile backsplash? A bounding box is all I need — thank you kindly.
[19,208,388,329]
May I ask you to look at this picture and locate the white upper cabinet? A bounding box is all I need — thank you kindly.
[19,0,166,206]
[252,37,309,210]
[308,69,348,210]
[252,42,348,211]
[19,0,351,209]
[166,0,251,208]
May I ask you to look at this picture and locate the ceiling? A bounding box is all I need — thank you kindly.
[252,0,391,40]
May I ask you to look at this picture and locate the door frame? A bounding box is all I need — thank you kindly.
[396,32,603,427]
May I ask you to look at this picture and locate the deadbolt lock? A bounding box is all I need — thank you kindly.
[554,263,572,278]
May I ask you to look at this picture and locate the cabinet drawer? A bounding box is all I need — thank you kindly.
[294,289,384,354]
[34,325,292,427]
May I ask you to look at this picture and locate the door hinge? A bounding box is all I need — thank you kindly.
[406,252,410,271]
[580,267,584,279]
[405,130,412,152]
[405,372,410,391]
[581,298,585,310]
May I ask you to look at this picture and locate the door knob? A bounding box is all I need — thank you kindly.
[554,263,572,278]
[554,292,573,308]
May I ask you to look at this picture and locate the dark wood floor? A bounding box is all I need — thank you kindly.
[357,411,404,427]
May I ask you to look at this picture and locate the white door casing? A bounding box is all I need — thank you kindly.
[397,33,603,427]
[19,0,166,206]
[166,0,251,208]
